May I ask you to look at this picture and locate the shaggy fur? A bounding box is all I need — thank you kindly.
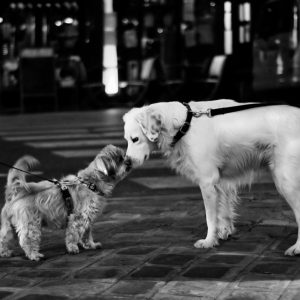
[0,145,130,261]
[123,99,300,256]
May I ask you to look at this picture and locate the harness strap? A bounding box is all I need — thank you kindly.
[60,185,74,216]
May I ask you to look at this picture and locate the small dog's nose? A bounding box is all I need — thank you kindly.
[124,157,132,171]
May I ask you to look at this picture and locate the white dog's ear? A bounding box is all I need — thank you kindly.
[137,108,162,142]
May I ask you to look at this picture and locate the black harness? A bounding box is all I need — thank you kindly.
[59,178,104,216]
[0,160,102,217]
[60,185,74,216]
[171,101,288,147]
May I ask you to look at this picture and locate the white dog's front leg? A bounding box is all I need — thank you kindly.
[194,183,219,249]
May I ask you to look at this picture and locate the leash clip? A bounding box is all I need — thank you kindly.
[192,109,212,118]
[88,182,96,191]
[61,184,68,191]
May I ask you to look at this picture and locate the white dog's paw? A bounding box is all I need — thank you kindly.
[67,244,80,255]
[285,243,300,256]
[194,238,219,249]
[27,252,44,261]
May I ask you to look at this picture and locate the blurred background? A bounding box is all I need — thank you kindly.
[0,0,299,113]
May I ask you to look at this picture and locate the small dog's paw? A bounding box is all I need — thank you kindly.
[0,249,13,257]
[67,244,80,254]
[93,242,102,249]
[285,243,300,256]
[81,241,102,250]
[27,252,44,261]
[194,238,219,249]
[217,226,236,240]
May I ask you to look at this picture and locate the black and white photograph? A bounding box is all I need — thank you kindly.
[0,0,300,299]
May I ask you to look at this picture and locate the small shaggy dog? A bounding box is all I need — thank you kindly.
[0,145,131,261]
[123,99,300,256]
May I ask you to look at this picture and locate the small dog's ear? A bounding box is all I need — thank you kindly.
[137,108,162,143]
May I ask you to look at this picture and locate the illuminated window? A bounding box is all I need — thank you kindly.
[239,2,251,44]
[292,3,298,49]
[103,0,119,95]
[224,1,232,54]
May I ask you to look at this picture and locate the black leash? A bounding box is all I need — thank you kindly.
[0,160,75,215]
[171,101,288,147]
[0,160,59,185]
[207,101,287,117]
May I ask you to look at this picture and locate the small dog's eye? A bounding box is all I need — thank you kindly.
[131,137,139,143]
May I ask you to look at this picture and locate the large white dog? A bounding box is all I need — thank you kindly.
[123,99,300,256]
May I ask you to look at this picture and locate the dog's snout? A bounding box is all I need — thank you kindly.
[124,157,132,171]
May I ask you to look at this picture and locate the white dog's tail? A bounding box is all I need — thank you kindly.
[7,155,40,187]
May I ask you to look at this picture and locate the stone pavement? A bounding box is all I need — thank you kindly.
[0,109,299,300]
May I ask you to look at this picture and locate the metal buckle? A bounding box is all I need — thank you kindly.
[61,184,68,191]
[192,109,212,118]
[88,183,96,192]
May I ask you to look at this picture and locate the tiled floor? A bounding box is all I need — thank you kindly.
[0,109,298,300]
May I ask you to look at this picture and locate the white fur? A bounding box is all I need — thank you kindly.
[123,99,300,256]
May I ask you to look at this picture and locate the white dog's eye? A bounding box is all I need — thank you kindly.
[131,137,139,143]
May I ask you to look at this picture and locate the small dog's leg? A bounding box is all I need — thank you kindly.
[0,207,14,257]
[65,214,88,254]
[80,227,102,250]
[194,180,219,249]
[16,213,43,261]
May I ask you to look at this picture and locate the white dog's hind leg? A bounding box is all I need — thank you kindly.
[0,206,14,257]
[278,189,300,256]
[273,185,300,255]
[194,182,219,249]
[271,150,300,256]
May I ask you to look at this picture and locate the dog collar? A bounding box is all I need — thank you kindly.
[170,102,194,147]
[76,177,105,196]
